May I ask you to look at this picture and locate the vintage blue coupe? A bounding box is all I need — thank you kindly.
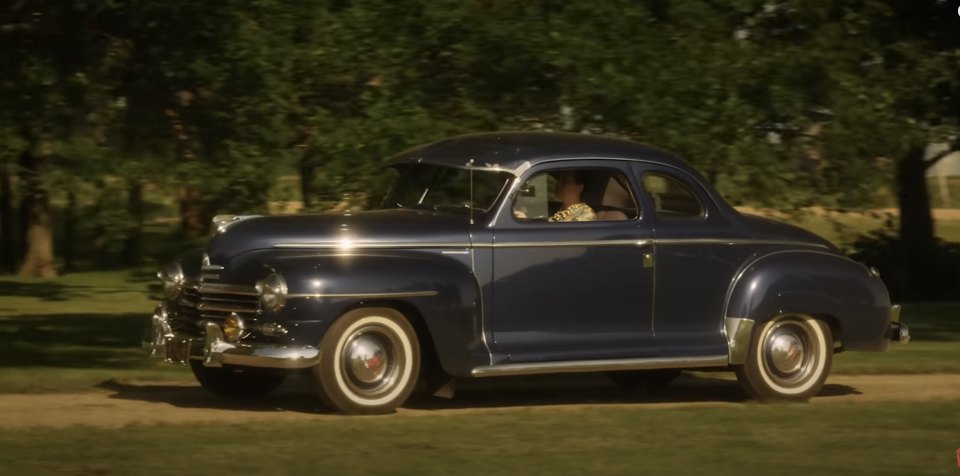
[149,132,908,414]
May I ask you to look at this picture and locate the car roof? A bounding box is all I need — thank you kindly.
[388,131,690,176]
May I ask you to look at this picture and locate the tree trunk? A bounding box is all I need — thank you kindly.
[18,200,57,278]
[896,145,935,297]
[87,178,110,268]
[178,186,206,236]
[17,147,57,278]
[0,162,14,272]
[61,189,76,272]
[122,181,143,266]
[300,151,315,210]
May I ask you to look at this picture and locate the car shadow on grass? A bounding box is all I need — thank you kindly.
[98,372,861,414]
[0,314,154,368]
[97,375,336,414]
[0,280,80,301]
[0,278,147,301]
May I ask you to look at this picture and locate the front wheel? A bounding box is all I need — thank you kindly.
[735,314,832,400]
[190,361,286,398]
[313,307,421,414]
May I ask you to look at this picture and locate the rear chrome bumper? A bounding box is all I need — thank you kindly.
[888,304,910,344]
[147,304,320,369]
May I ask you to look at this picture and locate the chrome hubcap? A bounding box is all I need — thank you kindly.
[762,319,818,385]
[769,332,804,374]
[347,335,389,384]
[340,326,403,397]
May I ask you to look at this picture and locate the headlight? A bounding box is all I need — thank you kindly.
[159,261,185,299]
[257,272,287,313]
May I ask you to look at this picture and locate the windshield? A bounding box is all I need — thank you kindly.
[379,164,513,214]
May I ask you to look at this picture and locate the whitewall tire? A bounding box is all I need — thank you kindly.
[735,314,832,400]
[314,307,420,414]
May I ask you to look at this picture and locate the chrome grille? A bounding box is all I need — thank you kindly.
[170,282,260,335]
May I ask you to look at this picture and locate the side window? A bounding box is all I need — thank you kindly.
[642,172,704,219]
[512,168,639,222]
[513,172,553,220]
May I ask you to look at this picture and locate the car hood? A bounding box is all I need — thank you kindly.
[740,214,837,250]
[205,209,472,263]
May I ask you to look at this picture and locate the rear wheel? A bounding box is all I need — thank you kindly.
[735,314,832,400]
[190,361,286,398]
[313,307,420,414]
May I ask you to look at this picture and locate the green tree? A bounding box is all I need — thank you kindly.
[0,0,123,277]
[745,0,959,295]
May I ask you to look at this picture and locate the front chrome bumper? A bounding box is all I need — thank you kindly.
[148,304,320,369]
[888,304,910,344]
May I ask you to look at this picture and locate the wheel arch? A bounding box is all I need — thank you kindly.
[733,313,834,399]
[339,300,445,382]
[724,249,891,357]
[261,251,485,377]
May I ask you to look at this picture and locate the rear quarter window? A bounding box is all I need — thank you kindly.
[642,172,704,219]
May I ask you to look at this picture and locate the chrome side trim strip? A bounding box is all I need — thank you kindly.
[286,290,439,300]
[201,264,225,271]
[724,317,755,365]
[470,355,728,377]
[656,238,829,249]
[272,238,825,250]
[478,239,651,248]
[273,242,473,249]
[198,283,259,296]
[272,240,649,250]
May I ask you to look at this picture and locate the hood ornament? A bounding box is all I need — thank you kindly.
[212,215,260,235]
[200,252,223,283]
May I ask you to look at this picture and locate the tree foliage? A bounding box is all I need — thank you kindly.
[0,0,957,290]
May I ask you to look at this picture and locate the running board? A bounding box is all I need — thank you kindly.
[470,355,729,378]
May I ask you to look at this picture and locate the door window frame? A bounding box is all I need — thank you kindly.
[497,160,645,227]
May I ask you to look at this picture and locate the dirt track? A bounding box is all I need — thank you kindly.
[0,373,958,429]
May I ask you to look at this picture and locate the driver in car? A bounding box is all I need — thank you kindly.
[549,170,596,222]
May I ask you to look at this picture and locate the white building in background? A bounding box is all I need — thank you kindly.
[926,143,960,206]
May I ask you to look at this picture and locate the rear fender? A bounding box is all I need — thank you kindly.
[724,249,892,360]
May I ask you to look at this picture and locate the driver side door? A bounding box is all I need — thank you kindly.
[489,161,656,363]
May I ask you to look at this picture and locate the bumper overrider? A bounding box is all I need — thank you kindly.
[888,304,910,344]
[148,304,320,369]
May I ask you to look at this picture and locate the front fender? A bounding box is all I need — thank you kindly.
[256,250,485,377]
[725,249,892,353]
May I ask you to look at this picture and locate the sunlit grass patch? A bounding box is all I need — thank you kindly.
[0,401,956,476]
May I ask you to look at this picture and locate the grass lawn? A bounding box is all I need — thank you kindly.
[0,401,957,476]
[0,271,192,393]
[832,302,960,374]
[0,270,957,393]
[734,207,960,248]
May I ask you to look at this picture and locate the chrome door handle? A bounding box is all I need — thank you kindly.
[643,251,655,268]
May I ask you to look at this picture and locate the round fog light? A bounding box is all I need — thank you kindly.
[223,313,244,342]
